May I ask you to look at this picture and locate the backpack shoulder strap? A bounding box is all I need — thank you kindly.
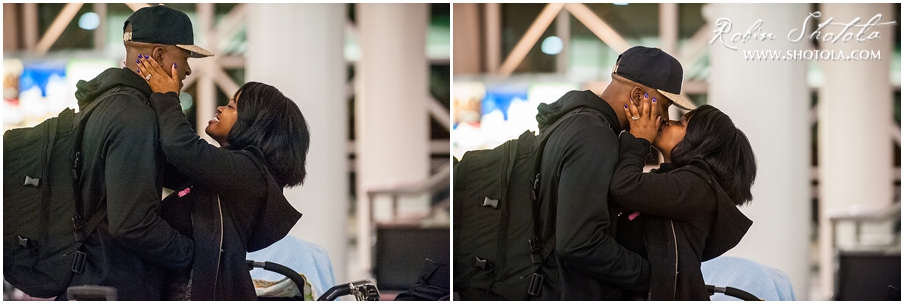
[526,106,608,297]
[70,86,143,246]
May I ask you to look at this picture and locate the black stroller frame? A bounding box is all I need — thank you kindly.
[247,260,380,301]
[62,260,380,301]
[706,284,761,301]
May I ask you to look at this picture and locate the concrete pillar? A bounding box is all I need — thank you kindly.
[484,3,502,74]
[555,8,570,75]
[354,3,430,277]
[659,3,678,54]
[247,3,349,283]
[704,3,811,300]
[452,3,481,75]
[3,4,19,51]
[817,3,894,300]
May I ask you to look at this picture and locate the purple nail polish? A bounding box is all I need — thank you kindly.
[136,68,140,73]
[138,54,142,59]
[144,54,149,59]
[136,59,140,64]
[174,63,177,69]
[652,97,657,103]
[644,93,648,98]
[624,104,628,109]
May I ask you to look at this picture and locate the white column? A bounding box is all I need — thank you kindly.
[817,3,894,300]
[704,3,811,300]
[247,3,349,284]
[354,3,430,276]
[452,3,481,75]
[658,3,678,54]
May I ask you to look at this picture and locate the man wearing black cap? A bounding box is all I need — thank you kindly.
[62,5,213,300]
[532,46,695,300]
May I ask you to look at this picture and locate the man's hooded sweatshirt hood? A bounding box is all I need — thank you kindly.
[536,90,623,135]
[75,67,153,109]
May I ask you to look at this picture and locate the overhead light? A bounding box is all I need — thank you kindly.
[541,36,563,55]
[614,3,629,6]
[78,12,100,30]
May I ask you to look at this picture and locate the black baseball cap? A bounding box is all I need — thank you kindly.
[123,5,213,58]
[612,46,694,110]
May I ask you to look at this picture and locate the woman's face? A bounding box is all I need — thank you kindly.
[653,114,688,156]
[205,92,239,147]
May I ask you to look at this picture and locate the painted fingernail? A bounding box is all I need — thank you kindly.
[136,59,141,64]
[624,104,628,109]
[144,54,149,59]
[138,54,142,59]
[653,97,657,103]
[644,93,648,98]
[174,63,177,69]
[136,68,140,73]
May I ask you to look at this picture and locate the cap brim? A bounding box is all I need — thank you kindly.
[176,44,214,58]
[657,89,696,110]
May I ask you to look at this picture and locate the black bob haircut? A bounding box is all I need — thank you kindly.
[670,105,757,205]
[226,82,310,187]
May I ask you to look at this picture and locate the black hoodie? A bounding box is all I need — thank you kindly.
[533,90,651,300]
[63,68,194,300]
[610,132,753,300]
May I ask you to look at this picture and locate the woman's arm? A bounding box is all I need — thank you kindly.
[609,132,708,222]
[147,92,264,194]
[136,57,264,194]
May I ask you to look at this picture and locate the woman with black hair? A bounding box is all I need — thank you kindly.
[137,56,310,300]
[609,93,756,300]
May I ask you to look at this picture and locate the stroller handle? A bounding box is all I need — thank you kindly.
[246,260,307,296]
[317,280,380,301]
[706,284,762,301]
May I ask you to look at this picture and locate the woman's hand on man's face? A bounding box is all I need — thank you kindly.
[624,91,662,144]
[137,54,180,95]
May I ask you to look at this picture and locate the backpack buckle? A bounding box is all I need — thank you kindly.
[530,174,540,202]
[71,251,87,273]
[527,273,544,296]
[71,151,83,181]
[17,235,31,248]
[529,237,542,264]
[473,256,493,270]
[72,215,86,242]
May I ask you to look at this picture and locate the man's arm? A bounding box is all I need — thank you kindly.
[553,117,650,293]
[102,99,193,270]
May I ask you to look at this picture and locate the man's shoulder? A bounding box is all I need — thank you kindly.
[92,88,152,113]
[549,113,617,142]
[85,91,155,131]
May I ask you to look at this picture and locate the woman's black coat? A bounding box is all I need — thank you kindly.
[609,132,752,301]
[149,92,302,300]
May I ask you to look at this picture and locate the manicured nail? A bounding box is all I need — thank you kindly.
[144,54,149,59]
[136,59,140,64]
[136,68,140,73]
[652,97,657,103]
[624,104,628,109]
[138,54,142,59]
[644,93,648,98]
[174,63,177,69]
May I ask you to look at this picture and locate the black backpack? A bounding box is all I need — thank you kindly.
[452,107,605,300]
[3,86,139,298]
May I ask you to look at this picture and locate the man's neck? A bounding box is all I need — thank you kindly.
[599,90,629,130]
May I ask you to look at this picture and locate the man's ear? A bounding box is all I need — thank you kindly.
[152,47,166,68]
[629,87,644,106]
